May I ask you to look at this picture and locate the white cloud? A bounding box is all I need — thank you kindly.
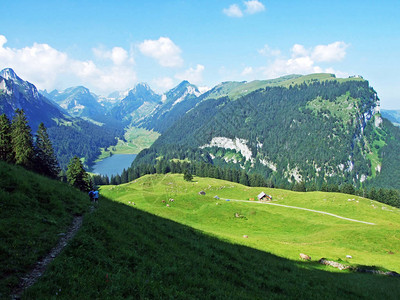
[291,44,309,58]
[0,35,137,94]
[153,77,175,90]
[256,41,349,79]
[0,36,68,89]
[94,46,132,65]
[223,4,243,17]
[258,44,281,57]
[138,37,183,67]
[244,0,265,14]
[175,64,205,84]
[224,1,265,17]
[0,35,7,48]
[198,86,211,94]
[241,66,253,76]
[312,41,349,62]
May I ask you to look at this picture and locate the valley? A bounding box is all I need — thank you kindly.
[1,68,400,299]
[97,126,160,159]
[2,2,400,298]
[2,68,399,191]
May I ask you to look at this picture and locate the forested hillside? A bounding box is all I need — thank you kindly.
[133,75,400,190]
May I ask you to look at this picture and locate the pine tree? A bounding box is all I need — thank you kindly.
[34,122,60,179]
[183,168,193,182]
[11,109,34,168]
[239,171,249,186]
[66,156,90,191]
[0,114,13,162]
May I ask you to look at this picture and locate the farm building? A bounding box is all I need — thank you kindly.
[258,192,272,201]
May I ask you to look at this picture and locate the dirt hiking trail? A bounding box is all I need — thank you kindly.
[11,205,96,299]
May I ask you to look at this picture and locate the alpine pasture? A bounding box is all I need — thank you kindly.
[101,174,400,273]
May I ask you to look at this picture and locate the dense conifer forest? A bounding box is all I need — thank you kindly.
[133,79,400,191]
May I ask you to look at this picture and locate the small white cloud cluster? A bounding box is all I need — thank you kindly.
[0,34,137,93]
[152,64,206,91]
[0,34,208,94]
[175,64,205,85]
[93,46,134,65]
[241,41,349,80]
[223,0,265,18]
[138,37,183,67]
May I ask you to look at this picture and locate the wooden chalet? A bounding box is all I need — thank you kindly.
[258,192,272,201]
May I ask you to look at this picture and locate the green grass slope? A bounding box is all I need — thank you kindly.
[101,174,400,274]
[0,161,90,298]
[27,187,399,299]
[3,167,400,298]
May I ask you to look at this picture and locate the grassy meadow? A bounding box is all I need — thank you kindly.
[100,174,400,273]
[0,162,90,298]
[2,165,400,299]
[97,127,160,160]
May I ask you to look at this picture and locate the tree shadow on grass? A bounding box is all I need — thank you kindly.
[24,196,400,299]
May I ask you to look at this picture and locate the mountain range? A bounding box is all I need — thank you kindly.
[1,68,399,190]
[381,109,400,127]
[0,68,122,169]
[0,68,70,130]
[133,74,400,190]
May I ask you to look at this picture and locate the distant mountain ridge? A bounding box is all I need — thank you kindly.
[42,86,105,119]
[138,80,202,133]
[134,74,400,190]
[0,68,122,168]
[3,67,399,189]
[0,68,69,130]
[109,83,162,124]
[381,109,400,126]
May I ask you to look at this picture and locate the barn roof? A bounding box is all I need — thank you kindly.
[258,192,266,199]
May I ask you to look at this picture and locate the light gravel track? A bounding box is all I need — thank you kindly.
[222,199,376,225]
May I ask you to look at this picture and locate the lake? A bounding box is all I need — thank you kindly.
[92,154,137,177]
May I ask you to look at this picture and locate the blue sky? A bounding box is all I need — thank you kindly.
[0,0,399,109]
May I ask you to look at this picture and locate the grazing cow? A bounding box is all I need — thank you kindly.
[243,235,248,238]
[300,253,311,260]
[169,198,174,202]
[162,200,166,203]
[166,204,170,207]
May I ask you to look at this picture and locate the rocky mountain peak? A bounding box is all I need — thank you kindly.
[0,68,20,81]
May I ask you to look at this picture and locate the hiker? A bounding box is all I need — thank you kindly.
[93,189,99,204]
[88,189,94,202]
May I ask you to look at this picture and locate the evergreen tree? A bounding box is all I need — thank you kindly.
[239,171,249,186]
[11,109,34,168]
[34,122,60,179]
[340,183,355,195]
[114,174,122,185]
[121,168,128,183]
[183,168,193,182]
[66,156,90,191]
[292,181,306,192]
[0,114,13,162]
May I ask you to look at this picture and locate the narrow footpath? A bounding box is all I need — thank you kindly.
[11,205,95,299]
